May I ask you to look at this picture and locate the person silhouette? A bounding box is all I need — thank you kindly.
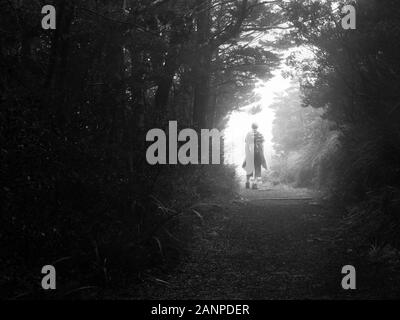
[242,123,267,189]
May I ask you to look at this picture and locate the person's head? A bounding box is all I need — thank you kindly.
[251,122,258,130]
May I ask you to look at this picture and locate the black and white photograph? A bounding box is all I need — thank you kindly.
[1,0,400,309]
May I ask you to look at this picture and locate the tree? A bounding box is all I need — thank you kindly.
[281,0,400,195]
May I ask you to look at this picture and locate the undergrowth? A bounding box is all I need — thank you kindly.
[0,164,238,299]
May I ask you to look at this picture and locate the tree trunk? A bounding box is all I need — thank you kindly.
[193,0,212,129]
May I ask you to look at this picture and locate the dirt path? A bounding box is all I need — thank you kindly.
[127,185,391,300]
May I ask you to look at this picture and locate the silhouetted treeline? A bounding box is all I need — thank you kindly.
[272,0,400,246]
[0,0,283,298]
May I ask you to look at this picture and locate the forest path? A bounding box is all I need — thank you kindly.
[129,185,362,299]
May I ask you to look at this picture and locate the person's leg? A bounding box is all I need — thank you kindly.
[252,152,261,189]
[255,165,262,186]
[251,173,258,189]
[245,174,251,189]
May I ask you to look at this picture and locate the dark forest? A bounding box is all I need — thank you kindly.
[1,0,400,300]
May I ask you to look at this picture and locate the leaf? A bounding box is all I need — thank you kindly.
[52,256,72,265]
[151,277,171,287]
[150,195,177,215]
[153,236,163,256]
[192,209,204,222]
[63,286,99,297]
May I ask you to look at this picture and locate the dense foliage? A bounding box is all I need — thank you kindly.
[2,0,400,298]
[271,0,400,245]
[270,83,338,188]
[0,0,285,298]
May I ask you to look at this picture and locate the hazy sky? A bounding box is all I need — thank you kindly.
[223,46,313,172]
[224,69,291,168]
